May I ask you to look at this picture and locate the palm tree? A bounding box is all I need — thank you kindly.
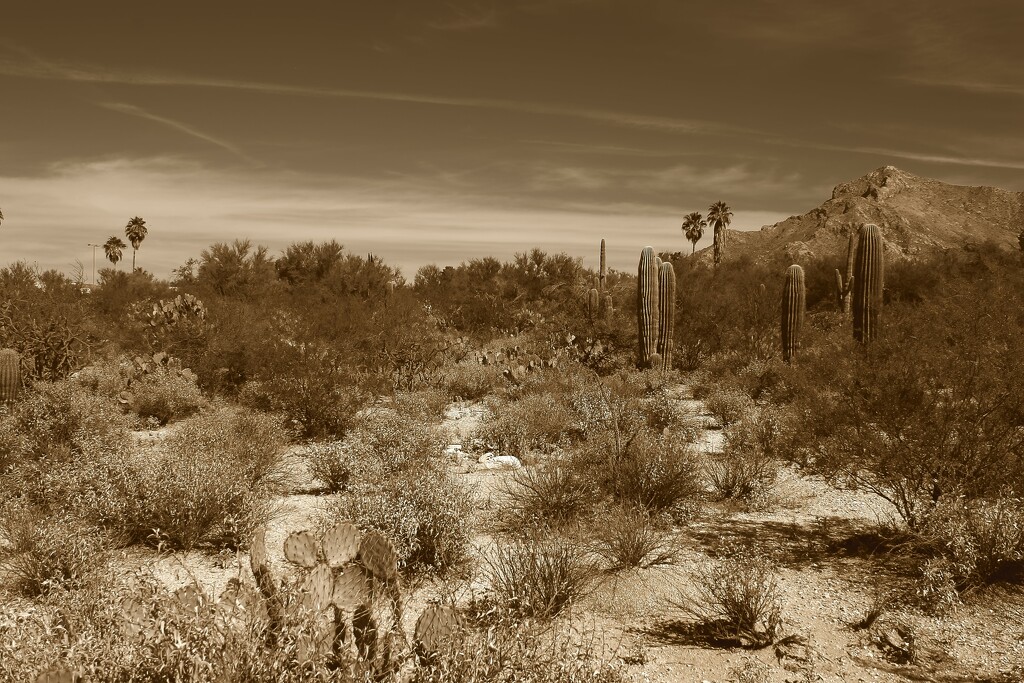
[124,216,148,271]
[681,211,707,255]
[103,236,127,268]
[707,201,733,267]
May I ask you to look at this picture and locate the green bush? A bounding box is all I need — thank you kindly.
[302,440,356,493]
[606,430,702,511]
[438,360,500,402]
[480,393,573,456]
[348,408,446,476]
[592,505,677,570]
[501,461,596,527]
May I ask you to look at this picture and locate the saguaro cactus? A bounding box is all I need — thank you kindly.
[656,262,676,371]
[587,288,600,320]
[599,239,607,293]
[834,231,856,313]
[852,223,884,343]
[781,265,805,362]
[636,246,660,368]
[0,349,20,405]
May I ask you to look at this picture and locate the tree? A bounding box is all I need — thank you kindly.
[124,216,148,271]
[707,201,733,267]
[681,211,707,255]
[103,236,127,268]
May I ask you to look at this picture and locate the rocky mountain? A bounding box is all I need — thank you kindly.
[701,166,1024,265]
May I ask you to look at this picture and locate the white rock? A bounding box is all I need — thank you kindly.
[485,455,522,469]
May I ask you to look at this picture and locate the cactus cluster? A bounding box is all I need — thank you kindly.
[0,348,21,405]
[852,223,884,343]
[117,352,198,406]
[479,345,559,385]
[636,247,675,371]
[781,265,805,363]
[146,293,207,327]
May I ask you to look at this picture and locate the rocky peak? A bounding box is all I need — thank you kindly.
[831,165,914,202]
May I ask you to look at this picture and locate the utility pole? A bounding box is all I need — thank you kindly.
[87,243,101,285]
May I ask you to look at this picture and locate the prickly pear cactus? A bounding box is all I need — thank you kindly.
[656,262,676,372]
[852,223,884,343]
[637,246,660,369]
[781,264,806,362]
[415,604,462,662]
[0,348,20,405]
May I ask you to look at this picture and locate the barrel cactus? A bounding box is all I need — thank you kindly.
[852,223,884,343]
[781,265,805,362]
[636,247,660,368]
[656,262,676,371]
[0,348,20,405]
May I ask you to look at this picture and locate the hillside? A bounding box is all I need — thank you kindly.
[700,166,1024,264]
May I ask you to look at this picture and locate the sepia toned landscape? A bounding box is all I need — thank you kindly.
[3,3,1024,682]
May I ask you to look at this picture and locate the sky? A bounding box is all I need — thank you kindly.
[2,1,1023,281]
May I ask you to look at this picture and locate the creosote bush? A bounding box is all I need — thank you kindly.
[501,460,596,527]
[480,393,574,456]
[302,440,356,492]
[608,430,702,511]
[592,505,678,570]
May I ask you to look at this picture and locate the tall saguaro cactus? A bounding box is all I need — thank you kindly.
[636,246,660,368]
[781,265,805,362]
[852,223,884,343]
[0,349,20,405]
[656,262,676,371]
[834,231,856,313]
[599,239,607,293]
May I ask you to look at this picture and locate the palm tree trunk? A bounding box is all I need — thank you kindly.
[691,242,696,255]
[132,249,137,271]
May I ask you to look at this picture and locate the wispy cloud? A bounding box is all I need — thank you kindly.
[896,76,1024,98]
[0,55,749,138]
[98,102,259,165]
[427,3,499,31]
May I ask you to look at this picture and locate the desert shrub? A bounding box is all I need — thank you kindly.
[705,411,781,510]
[607,430,702,511]
[413,615,627,683]
[348,408,445,475]
[393,388,451,420]
[674,542,782,648]
[701,383,755,427]
[438,361,500,402]
[592,506,677,570]
[126,364,207,425]
[0,506,109,596]
[325,467,474,575]
[916,492,1024,592]
[303,440,357,492]
[484,529,597,619]
[237,371,370,440]
[1,379,133,463]
[501,461,596,527]
[89,407,287,549]
[480,393,573,456]
[810,280,1024,529]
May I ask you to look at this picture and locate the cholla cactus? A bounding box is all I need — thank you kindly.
[636,246,660,368]
[0,348,20,405]
[852,223,884,343]
[781,264,805,362]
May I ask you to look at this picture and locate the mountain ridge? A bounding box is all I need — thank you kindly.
[694,166,1024,265]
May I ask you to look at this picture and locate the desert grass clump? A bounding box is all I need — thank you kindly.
[609,430,702,512]
[484,528,598,619]
[0,506,109,596]
[501,461,596,527]
[701,383,755,427]
[303,440,357,492]
[592,506,678,570]
[674,542,782,648]
[438,360,500,402]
